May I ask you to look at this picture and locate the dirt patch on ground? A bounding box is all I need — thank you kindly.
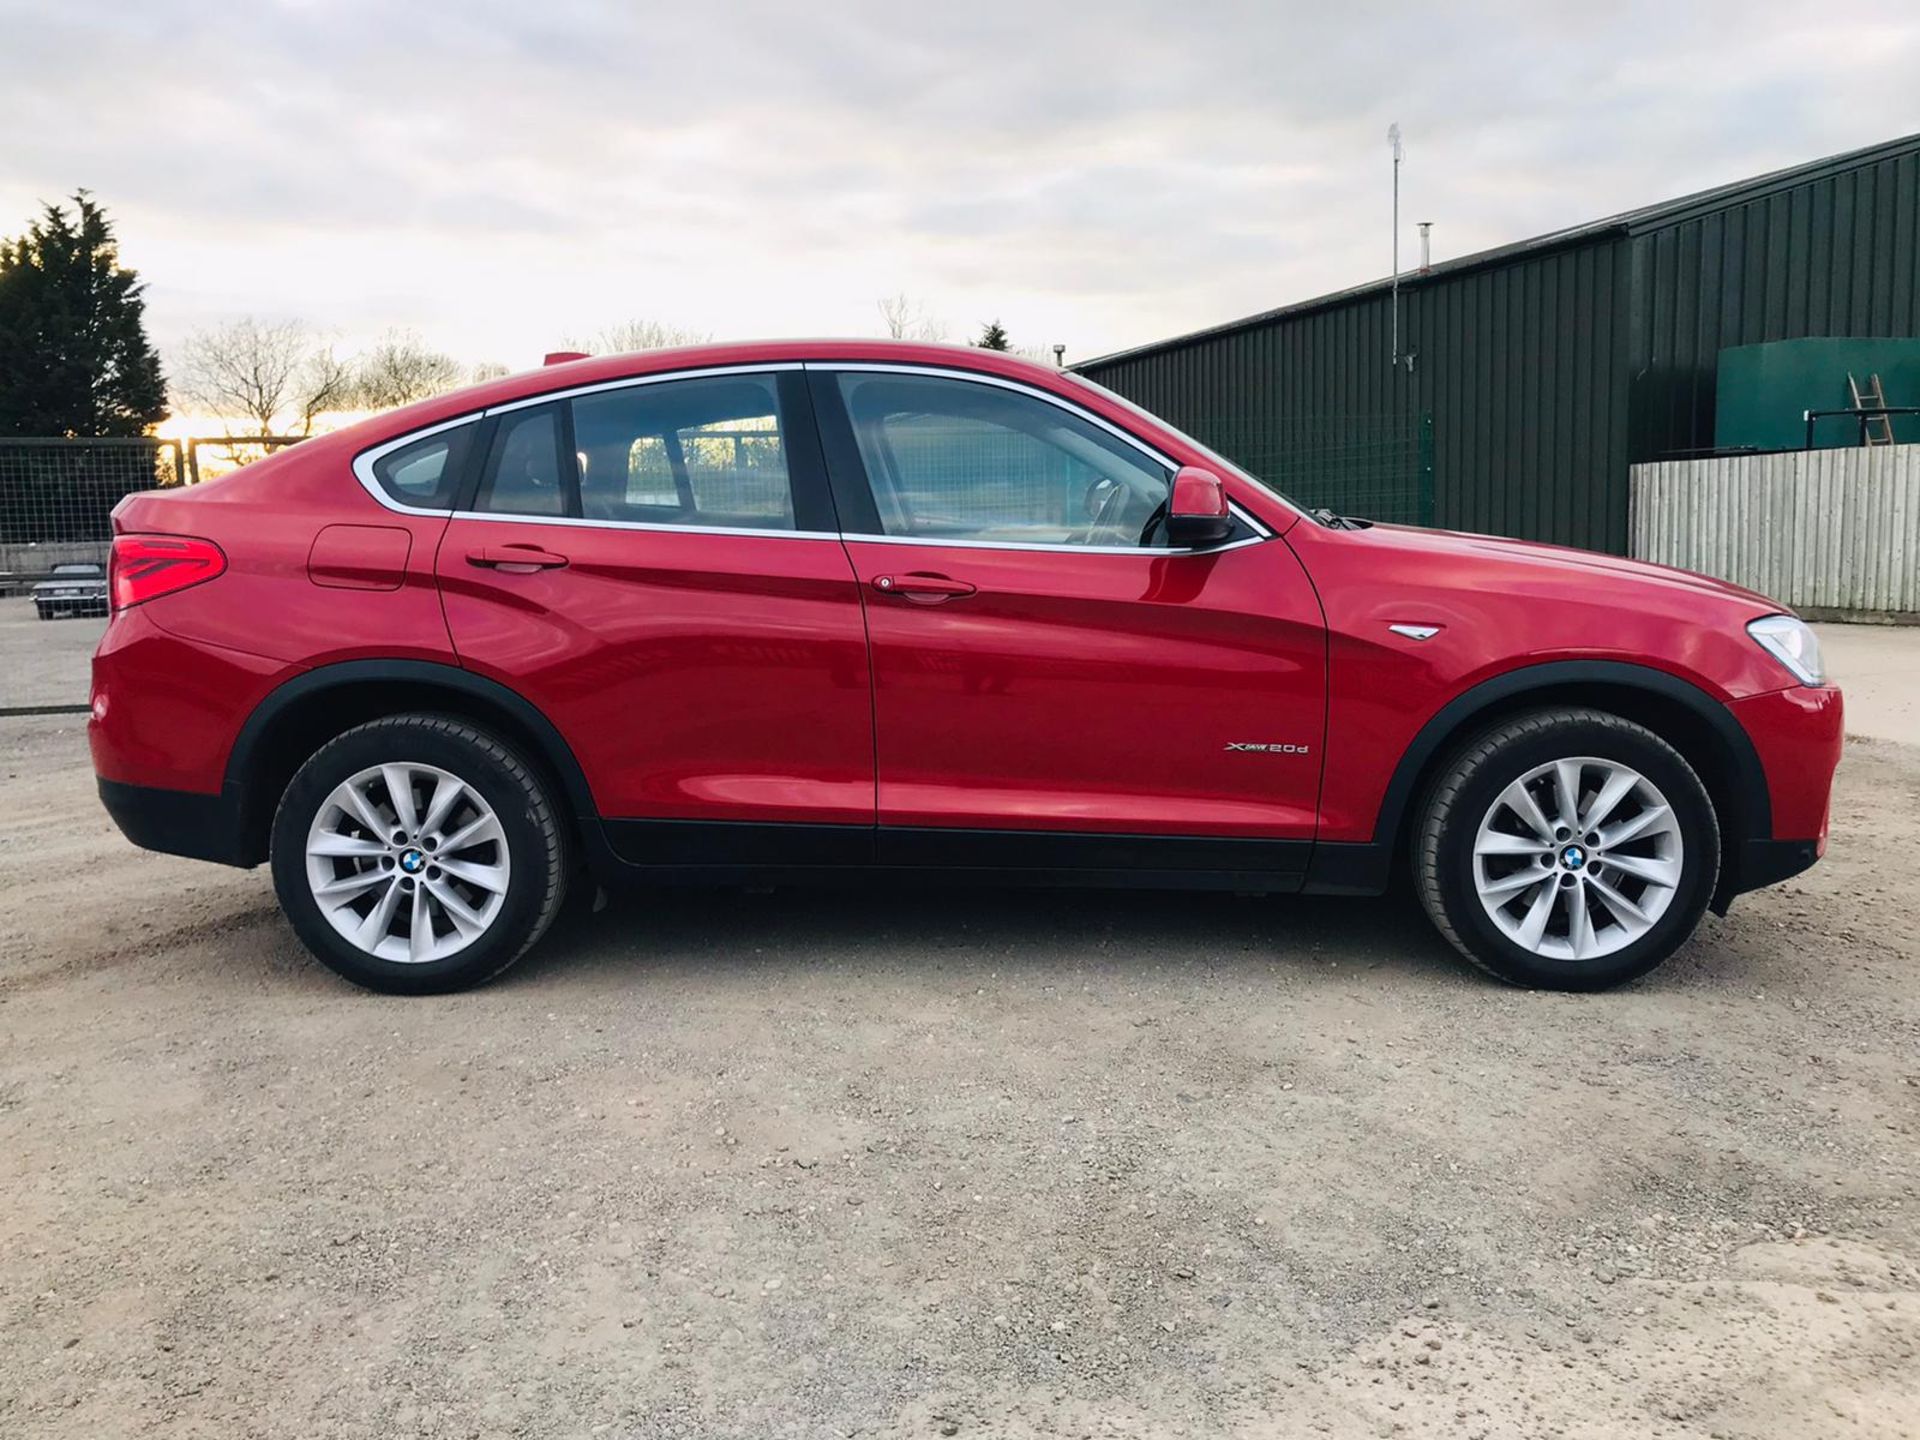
[2,715,1916,1438]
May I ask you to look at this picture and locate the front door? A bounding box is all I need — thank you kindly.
[435,368,875,864]
[812,366,1326,877]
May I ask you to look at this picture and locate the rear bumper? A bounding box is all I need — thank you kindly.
[1727,836,1823,894]
[97,778,255,868]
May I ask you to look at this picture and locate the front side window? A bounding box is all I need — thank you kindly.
[834,373,1172,546]
[572,374,795,530]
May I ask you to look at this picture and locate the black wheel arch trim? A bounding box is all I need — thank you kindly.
[223,659,604,864]
[1305,660,1774,897]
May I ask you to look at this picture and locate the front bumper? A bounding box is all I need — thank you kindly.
[1717,684,1843,903]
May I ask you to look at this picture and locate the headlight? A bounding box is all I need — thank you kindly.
[1747,615,1825,686]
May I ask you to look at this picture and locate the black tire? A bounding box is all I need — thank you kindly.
[270,715,568,994]
[1413,707,1720,990]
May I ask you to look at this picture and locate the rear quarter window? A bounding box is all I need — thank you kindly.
[367,424,476,510]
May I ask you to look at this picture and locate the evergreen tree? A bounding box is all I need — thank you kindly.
[0,192,168,436]
[974,319,1011,352]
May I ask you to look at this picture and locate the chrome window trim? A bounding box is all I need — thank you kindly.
[817,361,1182,468]
[350,415,484,517]
[444,510,839,543]
[809,361,1273,547]
[350,358,1273,557]
[349,363,805,517]
[842,530,1268,557]
[438,507,1262,556]
[481,361,803,417]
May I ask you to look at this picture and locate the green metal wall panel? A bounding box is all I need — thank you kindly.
[1085,239,1633,551]
[1079,135,1920,557]
[1626,147,1920,462]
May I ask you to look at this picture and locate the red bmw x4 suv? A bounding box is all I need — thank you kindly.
[92,341,1841,994]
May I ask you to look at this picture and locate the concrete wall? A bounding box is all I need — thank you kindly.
[1631,444,1920,618]
[0,540,108,591]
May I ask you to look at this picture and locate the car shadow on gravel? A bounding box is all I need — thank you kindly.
[499,880,1473,991]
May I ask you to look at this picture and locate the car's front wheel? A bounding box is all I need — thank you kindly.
[270,715,568,994]
[1414,708,1720,990]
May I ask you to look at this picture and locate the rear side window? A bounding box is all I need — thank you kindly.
[369,424,475,509]
[474,406,571,517]
[571,373,795,530]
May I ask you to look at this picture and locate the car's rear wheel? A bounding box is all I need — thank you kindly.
[270,715,567,994]
[1414,708,1719,990]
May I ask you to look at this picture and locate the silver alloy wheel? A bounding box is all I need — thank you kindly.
[1472,755,1683,961]
[304,762,510,964]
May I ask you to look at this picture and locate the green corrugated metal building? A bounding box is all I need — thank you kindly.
[1074,133,1920,554]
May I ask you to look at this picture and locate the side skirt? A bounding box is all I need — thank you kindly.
[597,819,1323,895]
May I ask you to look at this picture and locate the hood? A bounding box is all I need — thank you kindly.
[1362,522,1786,613]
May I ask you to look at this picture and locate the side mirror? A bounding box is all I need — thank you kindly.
[1165,466,1234,547]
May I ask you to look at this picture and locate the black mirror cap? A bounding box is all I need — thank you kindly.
[1165,511,1235,546]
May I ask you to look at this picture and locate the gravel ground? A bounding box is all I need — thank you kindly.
[0,597,104,711]
[2,647,1918,1436]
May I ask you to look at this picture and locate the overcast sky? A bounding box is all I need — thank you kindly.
[3,0,1916,374]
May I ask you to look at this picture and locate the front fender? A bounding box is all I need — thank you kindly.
[1303,660,1770,897]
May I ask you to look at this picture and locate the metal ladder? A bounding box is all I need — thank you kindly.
[1848,372,1896,446]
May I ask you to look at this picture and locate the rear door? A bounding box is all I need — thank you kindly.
[811,365,1326,876]
[433,367,875,865]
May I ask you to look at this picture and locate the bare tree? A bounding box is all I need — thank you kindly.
[877,293,948,342]
[566,319,711,356]
[298,348,358,431]
[355,330,464,411]
[469,360,510,383]
[175,317,353,436]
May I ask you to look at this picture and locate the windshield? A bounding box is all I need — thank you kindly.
[53,563,103,576]
[1061,372,1315,522]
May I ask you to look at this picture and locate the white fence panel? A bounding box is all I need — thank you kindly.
[1630,445,1920,616]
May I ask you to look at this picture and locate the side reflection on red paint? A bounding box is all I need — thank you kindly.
[843,537,1326,838]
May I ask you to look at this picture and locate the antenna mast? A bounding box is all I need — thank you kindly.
[1388,123,1403,371]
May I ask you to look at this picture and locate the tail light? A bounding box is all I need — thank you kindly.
[110,534,227,611]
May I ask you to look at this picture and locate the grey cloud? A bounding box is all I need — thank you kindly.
[1,0,1914,361]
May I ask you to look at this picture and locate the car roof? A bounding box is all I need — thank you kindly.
[343,340,1076,451]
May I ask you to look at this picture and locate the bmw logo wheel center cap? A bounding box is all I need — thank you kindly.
[1561,845,1587,871]
[399,849,427,875]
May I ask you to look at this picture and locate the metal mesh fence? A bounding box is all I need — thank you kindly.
[0,438,185,591]
[887,428,1100,532]
[867,412,1437,530]
[184,435,304,485]
[622,427,792,517]
[0,438,182,542]
[1175,412,1435,526]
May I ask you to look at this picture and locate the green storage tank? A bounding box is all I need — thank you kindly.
[1715,337,1920,451]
